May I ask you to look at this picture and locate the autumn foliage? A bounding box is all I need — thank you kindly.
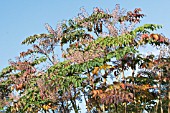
[0,5,170,113]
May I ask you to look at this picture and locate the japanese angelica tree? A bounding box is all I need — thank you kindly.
[0,4,169,113]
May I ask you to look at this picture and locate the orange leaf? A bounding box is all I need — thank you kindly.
[150,34,159,41]
[120,83,126,89]
[92,67,99,75]
[16,83,24,90]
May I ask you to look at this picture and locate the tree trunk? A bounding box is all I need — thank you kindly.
[168,80,170,113]
[71,99,78,113]
[160,71,163,113]
[102,104,105,113]
[157,71,163,113]
[155,100,159,113]
[124,102,127,113]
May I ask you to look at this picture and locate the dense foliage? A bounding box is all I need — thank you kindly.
[0,5,170,113]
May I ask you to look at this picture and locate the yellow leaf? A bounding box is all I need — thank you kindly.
[43,105,49,110]
[10,86,14,91]
[92,67,99,75]
[99,64,111,70]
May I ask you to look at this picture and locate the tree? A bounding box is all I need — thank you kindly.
[0,4,169,113]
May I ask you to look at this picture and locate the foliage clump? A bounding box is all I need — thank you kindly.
[0,4,170,113]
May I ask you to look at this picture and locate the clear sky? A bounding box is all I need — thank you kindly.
[0,0,170,70]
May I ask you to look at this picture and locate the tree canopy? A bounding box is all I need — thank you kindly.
[0,5,170,113]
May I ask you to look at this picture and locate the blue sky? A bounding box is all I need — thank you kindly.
[0,1,170,70]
